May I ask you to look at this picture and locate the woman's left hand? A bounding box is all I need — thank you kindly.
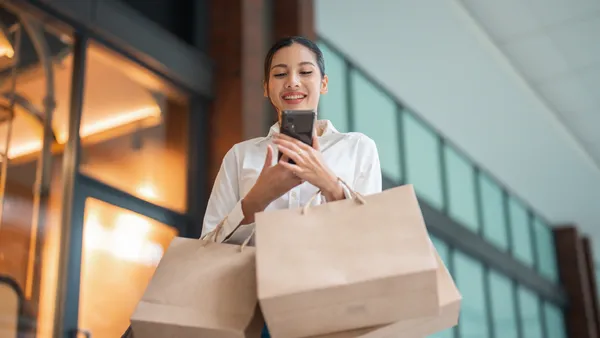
[273,132,345,202]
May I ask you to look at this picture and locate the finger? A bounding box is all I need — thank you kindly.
[278,144,305,165]
[263,145,273,169]
[276,133,312,150]
[273,138,310,155]
[279,160,302,175]
[312,134,320,151]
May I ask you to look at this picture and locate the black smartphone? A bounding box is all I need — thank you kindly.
[277,110,316,164]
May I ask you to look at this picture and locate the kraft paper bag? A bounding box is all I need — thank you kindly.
[130,220,264,338]
[255,183,440,338]
[309,243,461,338]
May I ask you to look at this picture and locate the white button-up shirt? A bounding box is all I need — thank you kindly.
[201,120,382,242]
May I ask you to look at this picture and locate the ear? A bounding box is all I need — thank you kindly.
[263,81,268,98]
[320,74,329,95]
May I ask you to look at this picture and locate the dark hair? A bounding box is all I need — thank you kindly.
[263,36,326,83]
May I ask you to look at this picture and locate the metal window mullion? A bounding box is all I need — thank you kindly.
[53,32,87,338]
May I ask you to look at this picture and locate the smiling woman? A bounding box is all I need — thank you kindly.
[200,36,383,337]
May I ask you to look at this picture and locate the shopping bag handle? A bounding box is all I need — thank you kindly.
[302,177,366,215]
[201,216,255,252]
[200,216,228,243]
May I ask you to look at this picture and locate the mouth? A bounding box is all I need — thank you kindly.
[281,92,307,104]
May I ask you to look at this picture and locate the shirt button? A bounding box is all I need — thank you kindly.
[291,191,297,199]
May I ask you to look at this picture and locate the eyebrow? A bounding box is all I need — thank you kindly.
[271,61,316,69]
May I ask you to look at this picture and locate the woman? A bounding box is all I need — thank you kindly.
[201,36,382,244]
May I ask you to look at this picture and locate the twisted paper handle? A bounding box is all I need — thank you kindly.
[301,177,367,215]
[200,215,255,252]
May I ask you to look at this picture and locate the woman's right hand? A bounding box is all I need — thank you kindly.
[241,145,302,223]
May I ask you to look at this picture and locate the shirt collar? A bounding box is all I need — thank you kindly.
[255,119,339,144]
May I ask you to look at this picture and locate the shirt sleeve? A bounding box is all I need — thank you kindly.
[200,146,252,243]
[352,135,383,196]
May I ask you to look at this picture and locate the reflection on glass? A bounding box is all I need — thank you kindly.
[79,198,177,338]
[317,42,348,133]
[508,197,534,267]
[489,270,518,338]
[444,145,478,232]
[350,70,402,183]
[533,217,558,282]
[454,250,490,338]
[78,42,189,213]
[517,285,543,338]
[480,173,509,251]
[0,8,72,337]
[403,112,443,209]
[543,301,566,338]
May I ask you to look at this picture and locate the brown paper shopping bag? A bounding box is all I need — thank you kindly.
[310,243,461,338]
[255,183,440,338]
[130,219,264,338]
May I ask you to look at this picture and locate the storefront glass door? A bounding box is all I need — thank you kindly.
[0,3,205,337]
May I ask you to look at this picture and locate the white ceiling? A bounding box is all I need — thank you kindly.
[458,0,600,169]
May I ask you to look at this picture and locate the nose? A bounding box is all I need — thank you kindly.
[284,72,301,88]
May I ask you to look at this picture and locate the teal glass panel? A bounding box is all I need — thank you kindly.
[517,285,543,338]
[489,270,519,338]
[317,42,349,133]
[445,145,478,232]
[350,70,402,182]
[454,251,490,337]
[403,112,443,209]
[543,302,566,338]
[428,235,453,338]
[508,197,534,267]
[480,173,509,251]
[533,217,558,282]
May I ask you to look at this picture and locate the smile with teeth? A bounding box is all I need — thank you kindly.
[283,94,306,100]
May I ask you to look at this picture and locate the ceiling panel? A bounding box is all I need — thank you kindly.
[525,0,600,26]
[502,33,571,84]
[547,15,600,69]
[461,0,600,170]
[460,0,540,42]
[537,74,597,116]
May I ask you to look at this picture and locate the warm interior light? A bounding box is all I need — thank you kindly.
[57,106,161,144]
[5,106,160,159]
[136,182,158,200]
[6,140,43,159]
[84,208,164,267]
[0,32,15,59]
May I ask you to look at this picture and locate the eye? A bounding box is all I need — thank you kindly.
[273,73,286,78]
[300,71,313,75]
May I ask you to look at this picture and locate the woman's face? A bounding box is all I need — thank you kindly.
[264,43,328,117]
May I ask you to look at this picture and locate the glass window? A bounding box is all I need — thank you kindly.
[428,236,453,338]
[430,235,449,264]
[533,217,558,282]
[79,198,178,337]
[444,145,478,232]
[517,285,544,338]
[0,14,72,337]
[78,42,189,213]
[454,251,490,337]
[488,270,519,338]
[350,70,402,183]
[317,42,349,133]
[508,197,535,267]
[480,173,509,251]
[403,112,443,209]
[543,302,566,338]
